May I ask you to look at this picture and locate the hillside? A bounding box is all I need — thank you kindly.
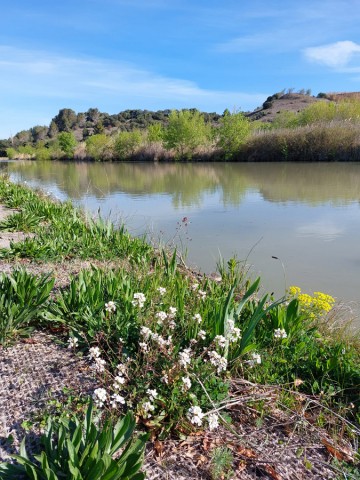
[246,92,329,122]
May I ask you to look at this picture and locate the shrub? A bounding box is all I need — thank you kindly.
[114,130,143,160]
[86,134,114,161]
[217,110,251,158]
[163,110,211,159]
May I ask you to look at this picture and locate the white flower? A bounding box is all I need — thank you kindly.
[191,283,199,291]
[89,346,101,359]
[142,401,155,418]
[117,363,127,375]
[208,350,228,373]
[139,342,149,353]
[157,287,167,296]
[161,374,169,384]
[105,301,116,313]
[246,352,262,367]
[68,337,78,349]
[140,326,152,340]
[187,406,204,426]
[274,328,287,339]
[110,394,126,408]
[168,306,177,319]
[155,311,168,325]
[228,327,241,342]
[182,376,191,391]
[193,313,202,324]
[179,348,192,368]
[198,290,207,300]
[152,333,167,347]
[93,388,107,408]
[198,330,206,340]
[147,388,158,401]
[93,357,106,373]
[113,375,126,389]
[214,335,227,348]
[208,413,220,431]
[168,319,176,330]
[132,292,146,308]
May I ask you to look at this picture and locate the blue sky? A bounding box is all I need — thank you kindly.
[1,0,360,139]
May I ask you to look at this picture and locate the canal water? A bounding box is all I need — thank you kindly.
[2,160,360,318]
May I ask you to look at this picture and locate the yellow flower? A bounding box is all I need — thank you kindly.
[288,286,301,297]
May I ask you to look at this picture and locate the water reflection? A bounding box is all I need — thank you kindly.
[5,161,360,207]
[2,160,360,317]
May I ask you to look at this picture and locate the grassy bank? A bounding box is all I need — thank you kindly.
[0,177,359,478]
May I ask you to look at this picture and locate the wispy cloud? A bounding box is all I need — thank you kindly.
[0,45,265,136]
[303,41,360,68]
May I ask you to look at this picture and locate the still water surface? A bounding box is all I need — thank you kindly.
[2,161,360,314]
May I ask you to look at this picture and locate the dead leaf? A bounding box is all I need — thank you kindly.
[21,338,37,344]
[263,464,282,480]
[154,440,163,458]
[321,438,354,463]
[236,446,257,459]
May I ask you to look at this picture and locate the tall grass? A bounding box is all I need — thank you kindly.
[242,122,360,162]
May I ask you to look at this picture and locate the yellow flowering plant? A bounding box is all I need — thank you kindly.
[288,286,335,320]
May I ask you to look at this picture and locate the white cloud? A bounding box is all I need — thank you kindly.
[0,45,266,137]
[304,41,360,68]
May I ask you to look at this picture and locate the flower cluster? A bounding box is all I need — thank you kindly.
[274,328,287,339]
[207,413,220,431]
[132,292,146,308]
[187,405,204,426]
[105,300,116,313]
[68,337,78,349]
[89,346,106,372]
[226,319,241,342]
[139,326,173,351]
[208,350,227,373]
[157,286,166,296]
[246,352,261,367]
[288,286,335,319]
[179,348,192,368]
[182,376,192,391]
[93,388,107,408]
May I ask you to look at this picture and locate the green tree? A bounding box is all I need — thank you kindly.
[48,120,59,138]
[52,108,77,132]
[58,132,77,158]
[147,122,163,143]
[86,134,113,161]
[114,130,143,159]
[217,110,251,158]
[5,147,17,159]
[163,109,210,158]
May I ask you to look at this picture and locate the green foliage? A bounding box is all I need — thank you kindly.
[163,109,211,158]
[210,446,234,480]
[86,134,113,161]
[0,402,148,480]
[47,267,139,347]
[147,123,163,143]
[217,110,251,158]
[58,132,77,158]
[0,269,54,346]
[5,147,17,159]
[114,130,143,160]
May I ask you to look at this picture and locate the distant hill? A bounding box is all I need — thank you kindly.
[246,92,329,123]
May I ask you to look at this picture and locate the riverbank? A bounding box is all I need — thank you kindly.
[0,177,359,479]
